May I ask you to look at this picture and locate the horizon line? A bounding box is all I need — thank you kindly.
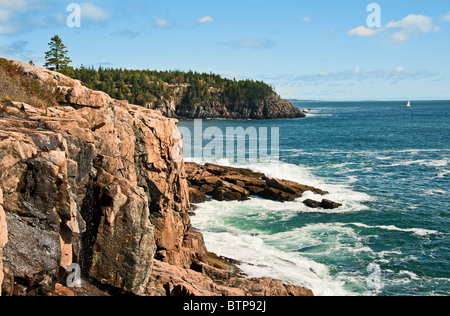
[288,98,450,102]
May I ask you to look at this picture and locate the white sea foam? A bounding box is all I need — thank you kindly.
[381,158,448,168]
[192,208,439,295]
[345,222,438,237]
[305,113,334,118]
[305,148,450,156]
[398,270,420,281]
[189,159,378,295]
[235,160,368,193]
[205,231,350,296]
[191,197,389,296]
[375,156,394,160]
[435,169,449,178]
[424,189,447,195]
[423,159,448,167]
[265,223,376,257]
[191,205,358,296]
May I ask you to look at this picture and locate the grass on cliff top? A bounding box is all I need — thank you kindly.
[0,58,62,109]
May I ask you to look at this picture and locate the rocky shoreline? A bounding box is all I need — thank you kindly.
[185,162,342,210]
[0,60,316,296]
[169,92,306,120]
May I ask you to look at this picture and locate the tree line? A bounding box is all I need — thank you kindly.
[72,66,275,107]
[43,35,276,107]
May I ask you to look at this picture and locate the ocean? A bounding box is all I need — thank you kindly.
[178,100,450,296]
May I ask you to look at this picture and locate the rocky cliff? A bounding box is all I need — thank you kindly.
[166,92,306,120]
[0,60,312,296]
[0,188,6,296]
[71,68,305,120]
[136,87,305,120]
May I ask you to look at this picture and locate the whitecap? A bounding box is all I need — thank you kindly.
[192,211,359,296]
[435,169,449,178]
[398,270,420,281]
[345,222,438,237]
[423,189,447,195]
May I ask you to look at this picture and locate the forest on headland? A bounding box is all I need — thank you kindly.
[72,66,276,108]
[17,35,302,119]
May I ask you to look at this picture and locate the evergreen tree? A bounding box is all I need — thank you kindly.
[44,35,72,74]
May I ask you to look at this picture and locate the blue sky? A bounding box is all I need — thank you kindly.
[1,0,449,100]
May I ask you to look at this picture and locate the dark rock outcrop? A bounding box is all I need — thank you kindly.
[303,199,321,208]
[186,162,333,203]
[303,199,343,210]
[171,92,306,120]
[319,199,343,210]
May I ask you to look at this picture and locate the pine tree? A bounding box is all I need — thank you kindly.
[44,35,72,73]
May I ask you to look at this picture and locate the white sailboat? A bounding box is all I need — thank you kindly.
[407,101,411,108]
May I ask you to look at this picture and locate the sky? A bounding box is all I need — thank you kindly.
[1,0,450,101]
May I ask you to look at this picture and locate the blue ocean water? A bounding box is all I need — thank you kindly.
[179,100,450,296]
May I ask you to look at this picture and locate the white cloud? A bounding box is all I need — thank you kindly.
[0,12,17,34]
[0,40,32,60]
[386,14,439,42]
[0,1,110,33]
[301,17,312,22]
[289,67,439,84]
[155,18,174,28]
[347,26,383,37]
[442,12,450,22]
[80,2,110,22]
[348,14,440,42]
[0,0,30,34]
[112,29,141,39]
[197,16,214,24]
[0,0,29,11]
[233,39,275,49]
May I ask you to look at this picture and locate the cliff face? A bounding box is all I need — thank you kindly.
[151,91,305,120]
[0,61,191,295]
[0,188,6,296]
[0,60,312,296]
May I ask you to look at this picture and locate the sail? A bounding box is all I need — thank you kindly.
[407,101,411,108]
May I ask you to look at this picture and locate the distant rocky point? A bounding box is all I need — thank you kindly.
[72,67,305,120]
[170,92,306,119]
